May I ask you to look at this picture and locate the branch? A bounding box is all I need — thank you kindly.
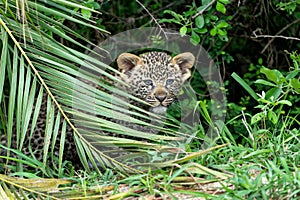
[251,34,300,41]
[253,18,300,54]
[192,0,216,19]
[136,0,168,39]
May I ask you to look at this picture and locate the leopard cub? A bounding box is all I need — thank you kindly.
[0,51,195,171]
[116,51,195,114]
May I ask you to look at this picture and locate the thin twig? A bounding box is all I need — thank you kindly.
[254,18,300,54]
[136,0,168,39]
[192,0,216,19]
[251,34,300,41]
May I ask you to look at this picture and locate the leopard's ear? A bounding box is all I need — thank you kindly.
[117,53,142,73]
[172,52,195,82]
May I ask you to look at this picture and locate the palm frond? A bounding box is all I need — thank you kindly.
[0,0,206,179]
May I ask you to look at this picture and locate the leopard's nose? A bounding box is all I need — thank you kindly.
[155,94,166,102]
[154,87,167,102]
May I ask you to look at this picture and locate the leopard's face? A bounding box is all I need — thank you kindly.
[117,52,195,114]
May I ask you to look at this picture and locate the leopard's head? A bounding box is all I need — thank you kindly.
[117,51,195,114]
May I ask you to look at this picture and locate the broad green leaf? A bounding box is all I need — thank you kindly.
[260,67,284,84]
[291,78,300,93]
[268,111,278,124]
[190,31,201,45]
[216,2,226,14]
[210,27,217,36]
[195,15,205,28]
[251,113,264,124]
[210,15,219,21]
[216,21,229,28]
[195,28,208,34]
[180,26,187,36]
[286,69,298,80]
[265,87,282,101]
[217,28,227,36]
[276,100,292,106]
[218,34,228,42]
[81,9,92,19]
[255,79,276,87]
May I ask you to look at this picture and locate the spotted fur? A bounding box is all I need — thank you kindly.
[117,51,195,114]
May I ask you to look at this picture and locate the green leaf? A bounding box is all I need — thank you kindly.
[216,21,229,28]
[276,100,292,106]
[218,34,228,41]
[190,31,201,45]
[219,0,230,4]
[163,10,182,21]
[195,28,208,34]
[251,113,264,124]
[255,79,276,87]
[202,0,211,5]
[260,67,284,84]
[0,27,7,103]
[265,87,282,101]
[267,111,278,124]
[231,72,259,101]
[159,18,182,25]
[217,28,227,36]
[195,15,205,29]
[81,9,92,19]
[210,27,217,36]
[180,26,187,36]
[216,2,226,14]
[290,78,300,93]
[286,69,299,80]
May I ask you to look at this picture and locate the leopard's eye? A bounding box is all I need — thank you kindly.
[166,79,174,85]
[144,79,153,86]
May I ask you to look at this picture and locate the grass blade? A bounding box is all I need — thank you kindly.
[231,72,259,101]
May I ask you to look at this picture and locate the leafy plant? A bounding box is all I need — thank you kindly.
[159,0,232,61]
[233,52,300,129]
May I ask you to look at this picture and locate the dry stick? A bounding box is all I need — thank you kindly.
[135,0,168,39]
[241,110,254,143]
[252,34,300,41]
[0,18,140,174]
[253,18,300,54]
[192,0,216,19]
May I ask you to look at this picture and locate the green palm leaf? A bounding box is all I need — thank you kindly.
[0,0,197,178]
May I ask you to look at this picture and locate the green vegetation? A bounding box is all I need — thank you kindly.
[0,0,299,199]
